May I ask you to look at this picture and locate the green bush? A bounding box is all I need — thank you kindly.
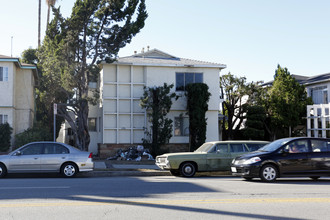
[0,123,13,152]
[186,83,210,152]
[15,124,52,149]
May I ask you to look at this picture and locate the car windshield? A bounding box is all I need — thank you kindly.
[258,138,291,152]
[194,143,215,152]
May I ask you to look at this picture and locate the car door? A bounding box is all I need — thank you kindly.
[40,143,70,171]
[309,139,330,174]
[8,143,43,171]
[277,140,312,175]
[206,143,231,171]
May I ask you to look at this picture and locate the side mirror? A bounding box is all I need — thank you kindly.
[14,151,22,156]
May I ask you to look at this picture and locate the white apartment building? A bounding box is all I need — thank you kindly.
[85,49,226,155]
[0,55,38,146]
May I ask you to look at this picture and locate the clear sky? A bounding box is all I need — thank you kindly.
[1,0,329,83]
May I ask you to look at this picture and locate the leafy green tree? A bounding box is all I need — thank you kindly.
[186,83,210,151]
[220,73,249,140]
[39,0,147,150]
[140,83,178,156]
[267,65,313,139]
[21,45,64,140]
[0,123,13,152]
[21,48,38,64]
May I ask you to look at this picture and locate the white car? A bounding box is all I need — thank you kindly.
[0,142,94,178]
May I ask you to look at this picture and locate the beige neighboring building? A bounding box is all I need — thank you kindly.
[0,55,38,147]
[86,49,226,156]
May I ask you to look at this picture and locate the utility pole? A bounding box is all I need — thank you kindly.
[11,36,13,57]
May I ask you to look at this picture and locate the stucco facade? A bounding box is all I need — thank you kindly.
[0,55,37,147]
[88,49,226,154]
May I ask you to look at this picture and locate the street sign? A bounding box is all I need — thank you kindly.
[54,103,57,115]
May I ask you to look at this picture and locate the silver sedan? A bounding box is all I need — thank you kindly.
[0,142,94,178]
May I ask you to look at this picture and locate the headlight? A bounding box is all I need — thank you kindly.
[232,158,236,164]
[242,157,261,165]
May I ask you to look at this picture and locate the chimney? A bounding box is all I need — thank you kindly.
[141,47,144,53]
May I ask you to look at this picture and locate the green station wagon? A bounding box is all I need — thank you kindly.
[155,140,269,177]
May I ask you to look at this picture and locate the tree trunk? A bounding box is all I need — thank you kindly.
[38,0,41,47]
[76,100,90,151]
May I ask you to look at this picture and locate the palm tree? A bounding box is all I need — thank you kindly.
[38,0,41,47]
[46,0,57,30]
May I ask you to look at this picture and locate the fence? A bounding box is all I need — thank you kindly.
[307,104,330,138]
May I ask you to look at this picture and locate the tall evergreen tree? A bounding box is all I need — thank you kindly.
[39,0,147,150]
[140,83,177,155]
[267,65,313,139]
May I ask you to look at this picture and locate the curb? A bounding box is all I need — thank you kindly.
[81,169,171,177]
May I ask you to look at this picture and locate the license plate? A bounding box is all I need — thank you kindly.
[231,167,237,173]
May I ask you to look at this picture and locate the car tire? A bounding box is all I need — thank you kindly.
[310,176,320,181]
[170,170,181,176]
[0,163,7,178]
[260,164,278,182]
[179,162,196,177]
[61,163,78,177]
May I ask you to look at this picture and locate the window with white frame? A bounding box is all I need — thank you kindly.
[174,117,189,136]
[0,114,8,124]
[176,72,203,91]
[88,118,97,132]
[310,86,328,104]
[0,67,9,81]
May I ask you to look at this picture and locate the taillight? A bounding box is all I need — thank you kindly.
[88,153,93,158]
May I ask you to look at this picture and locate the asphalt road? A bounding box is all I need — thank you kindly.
[0,175,330,219]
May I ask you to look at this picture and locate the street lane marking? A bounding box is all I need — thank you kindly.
[0,197,330,208]
[0,186,70,190]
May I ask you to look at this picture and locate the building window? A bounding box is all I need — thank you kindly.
[310,86,328,104]
[89,82,97,89]
[88,118,97,132]
[174,117,189,136]
[0,114,8,124]
[176,72,203,91]
[0,67,9,81]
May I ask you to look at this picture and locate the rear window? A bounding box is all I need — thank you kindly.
[44,143,70,154]
[311,140,330,152]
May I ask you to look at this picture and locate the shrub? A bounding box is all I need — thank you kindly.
[0,123,13,152]
[14,124,52,149]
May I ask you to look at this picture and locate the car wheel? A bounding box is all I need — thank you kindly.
[260,164,278,182]
[310,176,320,181]
[0,163,7,178]
[61,163,78,177]
[179,162,196,177]
[243,177,253,181]
[170,170,181,176]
